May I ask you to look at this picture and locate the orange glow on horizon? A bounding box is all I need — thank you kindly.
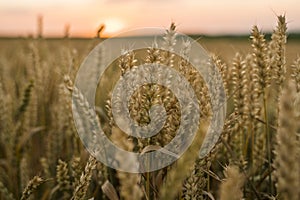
[0,0,300,37]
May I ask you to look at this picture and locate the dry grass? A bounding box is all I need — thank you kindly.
[0,15,300,200]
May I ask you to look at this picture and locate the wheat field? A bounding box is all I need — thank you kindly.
[0,15,299,200]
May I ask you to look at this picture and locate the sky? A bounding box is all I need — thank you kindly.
[0,0,299,37]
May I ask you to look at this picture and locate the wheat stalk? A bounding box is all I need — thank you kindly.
[159,121,208,200]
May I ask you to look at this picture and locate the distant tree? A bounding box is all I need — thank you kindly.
[97,24,105,38]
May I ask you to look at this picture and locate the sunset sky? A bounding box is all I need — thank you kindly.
[0,0,299,37]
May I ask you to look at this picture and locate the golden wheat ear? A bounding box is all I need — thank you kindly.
[273,83,300,200]
[21,176,45,200]
[219,165,245,200]
[71,156,97,200]
[291,57,300,93]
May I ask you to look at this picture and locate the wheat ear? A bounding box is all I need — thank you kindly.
[273,83,300,200]
[71,156,97,200]
[20,176,45,200]
[219,165,245,200]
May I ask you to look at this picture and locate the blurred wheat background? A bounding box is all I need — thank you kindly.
[0,15,300,200]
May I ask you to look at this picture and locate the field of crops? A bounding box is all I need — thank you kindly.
[0,16,299,200]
